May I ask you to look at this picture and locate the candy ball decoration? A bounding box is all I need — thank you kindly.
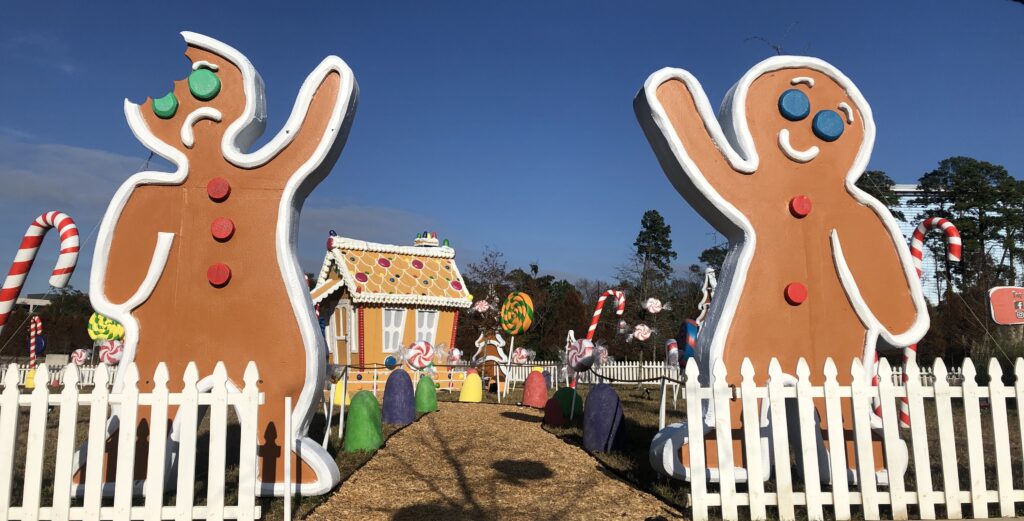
[87,313,125,341]
[70,348,90,366]
[472,300,491,313]
[384,355,398,370]
[98,340,123,365]
[567,339,595,373]
[511,347,529,365]
[500,292,534,336]
[632,324,652,342]
[382,370,416,426]
[406,341,435,370]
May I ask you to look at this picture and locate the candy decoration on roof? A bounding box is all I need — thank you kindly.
[87,312,125,341]
[0,211,79,336]
[71,348,90,366]
[500,292,534,336]
[586,290,625,341]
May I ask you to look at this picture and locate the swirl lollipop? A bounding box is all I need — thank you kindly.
[406,341,435,370]
[643,298,670,314]
[632,324,652,342]
[500,292,534,336]
[71,348,90,366]
[472,300,491,314]
[98,340,123,365]
[87,312,124,341]
[567,339,596,373]
[511,347,529,364]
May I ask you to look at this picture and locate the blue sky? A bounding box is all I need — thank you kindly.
[1,1,1022,293]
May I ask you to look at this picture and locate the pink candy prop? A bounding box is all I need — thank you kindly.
[98,340,123,365]
[28,316,42,369]
[587,290,625,341]
[511,347,529,364]
[643,298,665,314]
[472,300,491,313]
[632,323,652,342]
[0,212,79,336]
[406,341,435,370]
[71,348,90,366]
[567,339,595,373]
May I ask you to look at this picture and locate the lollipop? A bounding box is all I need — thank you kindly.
[472,300,491,314]
[87,313,124,341]
[500,292,534,336]
[632,324,652,342]
[70,348,89,366]
[98,340,123,365]
[406,341,435,370]
[511,347,529,364]
[567,339,596,373]
[644,298,664,314]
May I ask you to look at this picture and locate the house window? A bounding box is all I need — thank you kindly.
[415,310,439,345]
[382,308,406,353]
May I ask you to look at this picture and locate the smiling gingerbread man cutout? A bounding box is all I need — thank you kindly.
[89,32,357,496]
[637,56,928,482]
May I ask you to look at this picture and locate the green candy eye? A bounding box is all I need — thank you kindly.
[188,68,221,101]
[152,92,178,119]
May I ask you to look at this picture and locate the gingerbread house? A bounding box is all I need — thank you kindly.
[311,232,472,370]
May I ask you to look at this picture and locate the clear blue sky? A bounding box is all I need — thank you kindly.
[1,1,1022,293]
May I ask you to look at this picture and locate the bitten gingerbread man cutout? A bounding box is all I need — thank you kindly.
[90,32,357,495]
[637,56,927,480]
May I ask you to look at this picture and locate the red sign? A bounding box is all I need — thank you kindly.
[988,286,1024,325]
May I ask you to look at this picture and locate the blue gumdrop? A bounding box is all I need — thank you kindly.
[812,110,845,142]
[381,370,416,426]
[583,383,626,453]
[778,89,810,121]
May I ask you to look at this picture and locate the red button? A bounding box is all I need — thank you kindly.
[207,263,232,287]
[784,282,808,305]
[789,195,812,218]
[211,217,235,241]
[207,177,231,202]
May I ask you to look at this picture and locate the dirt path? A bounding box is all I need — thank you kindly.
[308,402,682,520]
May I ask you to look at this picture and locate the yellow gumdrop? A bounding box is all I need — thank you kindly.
[332,384,347,406]
[532,366,543,373]
[24,368,36,390]
[459,373,483,403]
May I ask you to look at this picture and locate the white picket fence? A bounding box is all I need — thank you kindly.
[0,361,264,520]
[665,357,1024,521]
[0,364,104,388]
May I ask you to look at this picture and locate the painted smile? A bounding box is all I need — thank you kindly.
[180,107,223,148]
[778,129,819,163]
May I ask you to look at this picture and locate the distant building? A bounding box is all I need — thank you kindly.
[15,293,51,313]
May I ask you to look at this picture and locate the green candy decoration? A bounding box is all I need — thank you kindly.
[188,68,221,101]
[343,391,383,453]
[88,313,125,341]
[415,375,438,414]
[553,387,583,419]
[152,92,178,119]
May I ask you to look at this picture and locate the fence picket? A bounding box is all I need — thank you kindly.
[22,365,51,521]
[904,359,936,519]
[206,363,229,521]
[850,358,879,520]
[712,360,737,521]
[0,364,21,520]
[144,364,170,521]
[985,360,1013,517]
[961,360,988,518]
[237,363,261,521]
[876,360,908,520]
[82,364,111,521]
[112,364,140,520]
[795,359,823,521]
[684,360,707,521]
[822,358,850,520]
[740,359,766,521]
[52,365,81,521]
[932,359,962,519]
[767,360,795,521]
[175,364,200,521]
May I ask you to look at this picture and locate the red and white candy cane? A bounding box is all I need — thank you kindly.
[0,212,79,335]
[586,289,625,341]
[874,217,961,427]
[28,315,42,369]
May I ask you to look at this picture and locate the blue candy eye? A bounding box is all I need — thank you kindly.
[812,110,844,142]
[778,89,810,121]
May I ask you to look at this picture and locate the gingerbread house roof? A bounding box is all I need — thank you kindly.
[312,236,472,309]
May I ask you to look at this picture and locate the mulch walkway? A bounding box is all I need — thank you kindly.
[307,402,682,520]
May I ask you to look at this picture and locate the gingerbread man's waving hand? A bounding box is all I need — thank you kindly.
[636,56,928,387]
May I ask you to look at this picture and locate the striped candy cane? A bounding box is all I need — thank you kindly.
[0,212,79,335]
[28,315,42,369]
[586,289,625,341]
[873,217,960,427]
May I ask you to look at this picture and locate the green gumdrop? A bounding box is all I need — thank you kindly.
[152,92,178,119]
[344,391,383,453]
[416,375,438,414]
[553,387,583,418]
[188,68,221,101]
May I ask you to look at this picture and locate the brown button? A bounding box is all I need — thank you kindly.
[207,263,232,287]
[789,195,812,218]
[207,177,231,202]
[211,217,235,241]
[784,282,807,305]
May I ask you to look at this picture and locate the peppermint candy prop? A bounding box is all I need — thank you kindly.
[71,348,90,366]
[98,340,123,365]
[586,290,625,341]
[511,347,530,365]
[643,298,670,314]
[631,324,652,342]
[567,339,596,373]
[472,300,491,314]
[406,341,435,370]
[0,212,79,336]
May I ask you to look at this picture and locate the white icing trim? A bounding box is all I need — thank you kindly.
[180,107,223,148]
[191,60,219,71]
[838,102,854,124]
[348,292,471,308]
[332,237,456,259]
[778,129,820,163]
[790,76,815,87]
[636,55,929,404]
